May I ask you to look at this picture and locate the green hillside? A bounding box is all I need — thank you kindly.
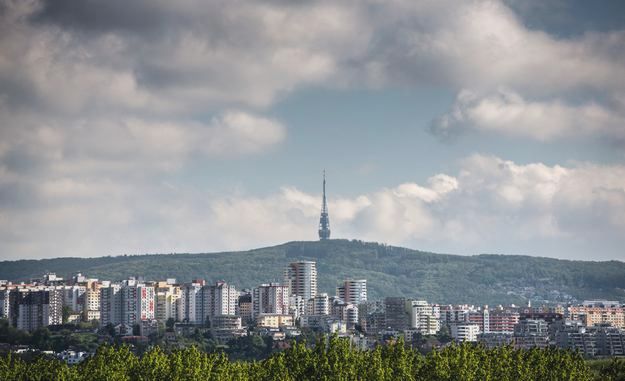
[1,240,623,305]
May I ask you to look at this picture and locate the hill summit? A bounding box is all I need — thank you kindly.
[1,240,623,305]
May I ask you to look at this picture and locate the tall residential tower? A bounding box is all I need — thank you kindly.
[284,261,318,301]
[337,279,367,305]
[318,171,331,240]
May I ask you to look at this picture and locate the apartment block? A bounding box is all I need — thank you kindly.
[284,261,317,302]
[337,279,367,305]
[252,283,289,318]
[13,288,63,331]
[567,301,625,329]
[450,322,480,342]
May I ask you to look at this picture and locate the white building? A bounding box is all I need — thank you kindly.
[0,288,10,319]
[58,350,89,365]
[177,282,202,323]
[451,322,480,342]
[312,293,330,315]
[289,295,306,320]
[407,300,440,335]
[284,261,317,302]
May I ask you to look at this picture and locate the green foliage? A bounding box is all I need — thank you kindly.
[0,319,99,353]
[62,306,72,324]
[226,334,273,361]
[0,339,597,381]
[1,240,624,304]
[0,319,31,345]
[588,357,625,381]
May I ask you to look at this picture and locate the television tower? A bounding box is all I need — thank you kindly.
[318,170,331,240]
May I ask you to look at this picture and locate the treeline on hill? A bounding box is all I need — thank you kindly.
[1,240,624,305]
[0,337,606,381]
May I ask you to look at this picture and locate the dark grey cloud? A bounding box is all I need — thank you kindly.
[30,0,178,35]
[504,0,625,37]
[0,182,40,210]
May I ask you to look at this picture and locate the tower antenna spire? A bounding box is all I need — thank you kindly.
[318,170,331,240]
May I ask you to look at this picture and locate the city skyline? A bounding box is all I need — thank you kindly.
[2,260,625,358]
[1,1,625,261]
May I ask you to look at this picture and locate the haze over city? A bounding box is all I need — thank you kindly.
[1,0,625,261]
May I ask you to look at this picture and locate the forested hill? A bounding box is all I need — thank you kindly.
[1,240,624,305]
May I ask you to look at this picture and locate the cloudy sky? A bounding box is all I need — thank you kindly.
[1,0,625,261]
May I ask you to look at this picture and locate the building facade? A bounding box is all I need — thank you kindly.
[284,261,317,302]
[337,279,367,305]
[252,283,289,318]
[12,288,63,331]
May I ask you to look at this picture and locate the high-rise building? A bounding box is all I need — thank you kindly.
[0,288,10,319]
[12,288,63,331]
[252,283,289,318]
[238,292,253,323]
[202,281,238,319]
[61,285,86,314]
[284,261,317,302]
[83,280,101,322]
[177,282,203,323]
[121,282,155,326]
[177,281,237,325]
[318,171,331,240]
[100,283,122,326]
[155,282,180,322]
[99,280,155,328]
[337,279,367,305]
[358,300,385,333]
[384,297,408,331]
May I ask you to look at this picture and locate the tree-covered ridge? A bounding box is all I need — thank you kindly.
[1,240,624,305]
[0,338,595,381]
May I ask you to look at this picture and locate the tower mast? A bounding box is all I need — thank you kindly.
[318,170,331,240]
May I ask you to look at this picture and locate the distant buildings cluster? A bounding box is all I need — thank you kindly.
[1,264,625,357]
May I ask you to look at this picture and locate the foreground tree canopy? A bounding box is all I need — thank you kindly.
[0,337,598,381]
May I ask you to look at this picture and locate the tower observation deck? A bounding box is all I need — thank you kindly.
[318,171,331,240]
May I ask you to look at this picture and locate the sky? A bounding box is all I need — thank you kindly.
[1,0,625,261]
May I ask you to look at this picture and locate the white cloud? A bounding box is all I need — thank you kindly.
[432,89,625,141]
[394,174,458,202]
[2,155,625,260]
[0,110,285,177]
[201,156,625,259]
[202,111,286,156]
